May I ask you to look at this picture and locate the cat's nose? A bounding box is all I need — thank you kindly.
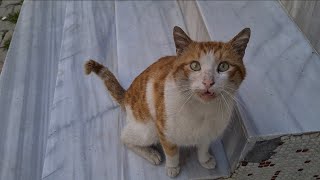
[202,79,215,88]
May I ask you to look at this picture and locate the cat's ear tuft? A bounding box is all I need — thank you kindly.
[173,26,192,56]
[230,28,251,58]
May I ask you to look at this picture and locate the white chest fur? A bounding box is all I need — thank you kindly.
[164,79,234,146]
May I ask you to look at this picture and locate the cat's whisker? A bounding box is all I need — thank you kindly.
[221,89,248,124]
[179,91,193,99]
[216,85,237,94]
[218,96,223,122]
[217,86,249,118]
[178,89,192,94]
[217,86,229,111]
[223,86,237,92]
[170,89,192,99]
[221,89,246,110]
[176,91,194,115]
[222,90,241,104]
[166,90,194,117]
[225,90,247,110]
[220,92,232,115]
[216,86,238,101]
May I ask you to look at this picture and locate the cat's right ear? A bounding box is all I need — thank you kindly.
[229,28,251,58]
[173,26,192,56]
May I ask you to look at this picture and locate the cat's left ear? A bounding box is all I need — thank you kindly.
[229,28,251,58]
[173,26,192,56]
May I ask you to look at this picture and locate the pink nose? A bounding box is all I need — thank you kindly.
[202,79,215,88]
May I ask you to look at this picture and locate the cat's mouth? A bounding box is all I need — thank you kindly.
[197,90,216,101]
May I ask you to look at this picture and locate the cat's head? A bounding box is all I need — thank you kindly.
[172,26,250,103]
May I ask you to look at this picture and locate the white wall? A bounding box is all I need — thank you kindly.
[280,0,320,53]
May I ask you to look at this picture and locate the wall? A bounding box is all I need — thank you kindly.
[280,0,320,53]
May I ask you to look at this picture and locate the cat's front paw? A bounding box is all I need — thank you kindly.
[147,148,162,165]
[166,166,180,178]
[200,156,216,169]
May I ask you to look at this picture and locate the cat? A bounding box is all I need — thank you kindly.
[84,26,250,178]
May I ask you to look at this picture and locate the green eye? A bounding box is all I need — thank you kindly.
[218,62,229,72]
[190,61,201,71]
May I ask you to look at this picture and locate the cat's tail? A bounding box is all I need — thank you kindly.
[84,59,126,106]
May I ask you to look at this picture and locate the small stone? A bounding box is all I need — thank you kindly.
[0,30,13,64]
[290,136,296,141]
[1,16,7,21]
[281,136,289,141]
[0,30,12,46]
[302,134,310,140]
[309,132,319,138]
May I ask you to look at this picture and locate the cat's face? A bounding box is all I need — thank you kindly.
[172,26,250,103]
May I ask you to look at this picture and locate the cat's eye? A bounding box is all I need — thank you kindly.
[218,62,229,72]
[190,61,201,71]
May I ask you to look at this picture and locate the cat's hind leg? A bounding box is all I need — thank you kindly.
[121,121,161,165]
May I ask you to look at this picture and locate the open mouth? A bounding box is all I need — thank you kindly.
[197,90,216,100]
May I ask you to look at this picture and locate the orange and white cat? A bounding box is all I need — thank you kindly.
[84,26,250,177]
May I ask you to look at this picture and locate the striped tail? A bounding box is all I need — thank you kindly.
[84,59,125,106]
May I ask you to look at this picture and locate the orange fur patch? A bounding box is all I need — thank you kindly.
[124,56,175,123]
[84,60,126,106]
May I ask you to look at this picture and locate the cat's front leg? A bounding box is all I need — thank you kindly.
[197,142,216,169]
[160,137,180,178]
